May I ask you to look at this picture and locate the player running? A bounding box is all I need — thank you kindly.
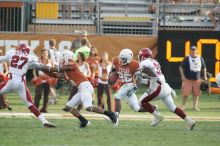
[110,48,147,126]
[136,48,195,130]
[0,43,56,128]
[36,52,118,128]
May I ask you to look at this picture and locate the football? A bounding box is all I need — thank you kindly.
[108,71,118,85]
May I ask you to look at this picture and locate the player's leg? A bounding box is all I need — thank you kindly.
[114,83,137,114]
[66,91,89,128]
[81,82,117,126]
[139,86,164,126]
[162,95,196,130]
[18,83,56,128]
[125,94,140,112]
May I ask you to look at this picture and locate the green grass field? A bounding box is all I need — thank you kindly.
[0,85,220,146]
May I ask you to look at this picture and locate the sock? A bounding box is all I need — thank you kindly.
[28,105,40,117]
[142,103,155,113]
[78,115,87,122]
[184,116,193,123]
[174,107,186,119]
[152,110,161,117]
[38,115,48,124]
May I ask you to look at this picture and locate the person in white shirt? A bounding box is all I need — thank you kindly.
[48,39,61,104]
[97,51,112,111]
[0,44,56,128]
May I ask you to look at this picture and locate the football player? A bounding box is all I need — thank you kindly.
[36,51,118,128]
[136,48,195,130]
[0,43,56,128]
[111,48,146,126]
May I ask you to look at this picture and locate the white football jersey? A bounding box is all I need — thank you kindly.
[0,50,38,77]
[139,58,165,82]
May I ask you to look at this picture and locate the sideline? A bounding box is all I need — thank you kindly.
[0,112,220,121]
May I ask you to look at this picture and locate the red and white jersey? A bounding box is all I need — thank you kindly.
[139,58,165,82]
[112,56,139,84]
[0,50,37,77]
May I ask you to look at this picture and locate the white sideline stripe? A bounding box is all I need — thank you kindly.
[0,112,220,121]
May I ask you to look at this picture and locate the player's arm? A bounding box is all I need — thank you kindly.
[43,70,58,78]
[142,66,158,94]
[0,56,8,62]
[39,64,74,73]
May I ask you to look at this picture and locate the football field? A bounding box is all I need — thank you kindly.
[0,86,220,146]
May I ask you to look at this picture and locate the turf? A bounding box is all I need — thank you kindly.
[0,85,220,146]
[0,118,220,146]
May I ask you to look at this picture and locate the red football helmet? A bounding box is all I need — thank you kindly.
[17,43,30,54]
[138,48,152,61]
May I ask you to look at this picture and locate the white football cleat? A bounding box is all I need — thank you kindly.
[150,115,164,126]
[186,119,196,130]
[114,112,119,127]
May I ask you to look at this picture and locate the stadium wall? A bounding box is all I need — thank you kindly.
[0,33,157,60]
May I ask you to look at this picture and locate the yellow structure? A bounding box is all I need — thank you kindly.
[36,2,58,19]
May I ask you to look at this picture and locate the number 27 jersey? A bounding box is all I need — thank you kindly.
[0,50,37,76]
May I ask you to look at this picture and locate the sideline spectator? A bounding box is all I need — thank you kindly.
[97,51,112,111]
[87,47,100,87]
[77,52,91,78]
[48,39,61,103]
[73,38,91,60]
[33,49,55,113]
[179,46,207,111]
[80,30,92,48]
[208,0,220,31]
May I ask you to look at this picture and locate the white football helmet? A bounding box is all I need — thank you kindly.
[119,48,133,65]
[216,72,220,87]
[61,50,74,63]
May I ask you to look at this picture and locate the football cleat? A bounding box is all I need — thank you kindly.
[150,115,164,126]
[150,105,164,126]
[105,112,119,127]
[186,119,196,130]
[43,122,56,128]
[80,120,91,128]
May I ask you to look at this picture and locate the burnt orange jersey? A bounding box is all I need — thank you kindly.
[112,56,139,84]
[63,59,89,86]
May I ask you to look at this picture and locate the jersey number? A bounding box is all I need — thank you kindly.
[153,62,162,75]
[11,55,28,69]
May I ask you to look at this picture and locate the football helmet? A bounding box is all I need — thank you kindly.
[61,50,74,63]
[138,48,152,62]
[17,43,30,54]
[216,72,220,87]
[119,48,133,65]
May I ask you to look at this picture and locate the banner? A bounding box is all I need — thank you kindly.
[158,30,220,88]
[0,33,157,60]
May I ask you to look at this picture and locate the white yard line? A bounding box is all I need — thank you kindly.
[0,112,220,121]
